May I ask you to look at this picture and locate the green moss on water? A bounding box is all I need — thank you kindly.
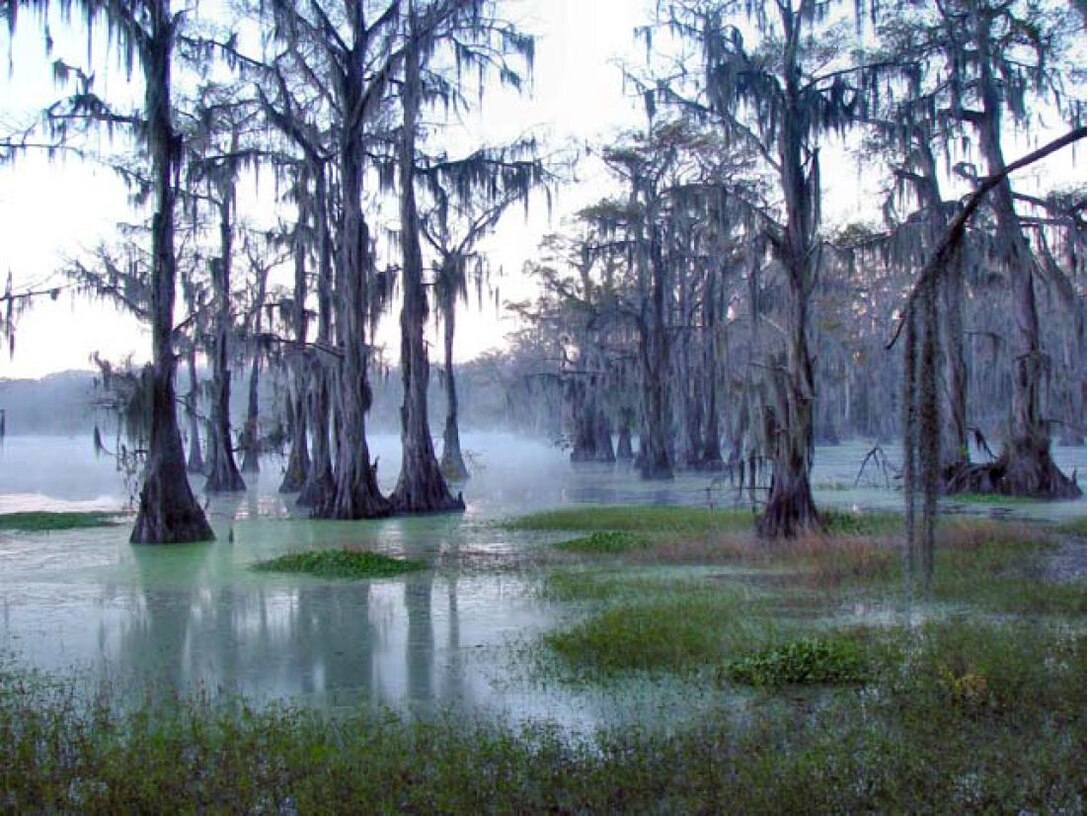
[0,511,120,532]
[508,505,753,535]
[251,549,425,579]
[554,531,648,554]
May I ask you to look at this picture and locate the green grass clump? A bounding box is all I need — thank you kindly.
[722,634,870,687]
[544,588,772,677]
[0,511,119,532]
[554,531,648,554]
[252,549,424,579]
[508,505,753,535]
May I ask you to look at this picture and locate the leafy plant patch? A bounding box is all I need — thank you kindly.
[722,635,870,687]
[252,549,425,579]
[554,531,648,554]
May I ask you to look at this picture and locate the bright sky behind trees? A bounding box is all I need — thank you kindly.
[0,0,1076,378]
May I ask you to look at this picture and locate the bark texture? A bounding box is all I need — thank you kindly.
[390,20,463,514]
[131,5,213,543]
[439,299,469,481]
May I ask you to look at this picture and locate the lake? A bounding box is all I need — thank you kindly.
[0,432,1083,732]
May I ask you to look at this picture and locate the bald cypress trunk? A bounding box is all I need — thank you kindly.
[204,187,244,493]
[131,5,213,544]
[280,236,311,493]
[184,346,204,474]
[320,20,388,520]
[439,296,469,481]
[638,211,673,480]
[323,153,388,519]
[757,19,820,538]
[239,349,261,474]
[240,252,269,476]
[700,270,723,468]
[390,19,463,514]
[297,166,334,507]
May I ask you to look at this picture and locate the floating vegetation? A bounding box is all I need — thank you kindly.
[554,531,648,554]
[721,635,871,687]
[507,505,753,535]
[0,511,120,532]
[251,549,425,579]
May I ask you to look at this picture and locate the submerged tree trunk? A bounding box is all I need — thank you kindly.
[324,189,388,517]
[699,268,724,469]
[131,9,213,544]
[439,294,469,481]
[390,23,463,514]
[184,346,204,474]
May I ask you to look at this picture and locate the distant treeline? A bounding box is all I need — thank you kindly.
[0,360,517,439]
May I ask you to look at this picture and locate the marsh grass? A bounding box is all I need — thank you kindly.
[544,586,783,677]
[1052,516,1087,535]
[1,615,1081,813]
[722,632,872,687]
[0,511,120,532]
[251,549,425,579]
[2,504,1083,812]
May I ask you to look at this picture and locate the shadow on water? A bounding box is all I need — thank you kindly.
[0,432,1084,733]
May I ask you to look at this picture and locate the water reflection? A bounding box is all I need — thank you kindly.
[0,432,1084,732]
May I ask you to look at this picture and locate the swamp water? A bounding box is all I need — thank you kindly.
[0,432,1084,734]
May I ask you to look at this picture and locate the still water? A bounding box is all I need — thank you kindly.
[0,433,1084,730]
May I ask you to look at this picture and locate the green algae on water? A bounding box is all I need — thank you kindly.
[251,548,425,579]
[0,511,121,532]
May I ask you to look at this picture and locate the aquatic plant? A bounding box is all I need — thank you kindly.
[722,635,871,687]
[251,549,425,579]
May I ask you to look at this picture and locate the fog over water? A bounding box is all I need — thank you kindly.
[0,433,1084,732]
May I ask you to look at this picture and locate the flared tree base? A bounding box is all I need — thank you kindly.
[944,436,1081,498]
[757,479,821,539]
[279,445,310,494]
[440,448,470,483]
[390,464,465,515]
[131,466,214,544]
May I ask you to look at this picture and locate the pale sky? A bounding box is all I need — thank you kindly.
[0,0,656,379]
[0,0,1079,379]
